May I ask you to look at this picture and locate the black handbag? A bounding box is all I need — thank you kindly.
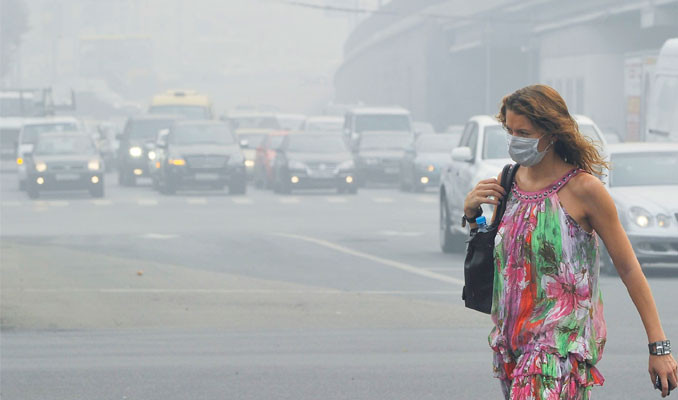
[462,163,518,314]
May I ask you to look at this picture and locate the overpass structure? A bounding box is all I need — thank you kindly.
[334,0,678,138]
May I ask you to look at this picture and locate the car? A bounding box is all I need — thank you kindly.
[342,106,413,146]
[271,133,357,194]
[353,131,415,185]
[117,114,179,186]
[253,131,289,189]
[439,114,608,253]
[16,116,82,190]
[399,134,459,192]
[302,116,344,134]
[276,113,306,131]
[148,90,213,120]
[24,131,105,199]
[599,142,678,274]
[151,120,246,195]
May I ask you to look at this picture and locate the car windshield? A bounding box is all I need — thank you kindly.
[286,135,347,153]
[305,120,343,133]
[149,105,210,120]
[171,124,236,145]
[238,133,267,147]
[360,134,412,150]
[23,122,79,144]
[354,114,411,133]
[416,135,457,153]
[127,119,174,140]
[34,135,96,155]
[609,152,678,187]
[230,116,280,130]
[483,126,510,159]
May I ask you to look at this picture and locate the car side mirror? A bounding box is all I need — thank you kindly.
[239,139,249,149]
[451,146,473,162]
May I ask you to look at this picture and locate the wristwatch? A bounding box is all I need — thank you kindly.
[649,340,671,356]
[461,207,483,227]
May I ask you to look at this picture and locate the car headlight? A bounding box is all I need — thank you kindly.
[288,160,307,170]
[657,214,672,228]
[337,160,354,170]
[629,206,653,228]
[35,162,47,172]
[147,151,157,160]
[129,146,143,157]
[244,159,255,168]
[426,164,435,172]
[88,160,101,171]
[169,158,186,166]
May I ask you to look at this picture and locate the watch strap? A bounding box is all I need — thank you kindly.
[649,340,671,355]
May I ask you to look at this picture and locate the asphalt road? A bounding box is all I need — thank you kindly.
[1,171,677,400]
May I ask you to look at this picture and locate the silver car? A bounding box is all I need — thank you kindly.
[600,142,678,274]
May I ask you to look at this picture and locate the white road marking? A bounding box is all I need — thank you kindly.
[140,233,179,240]
[279,197,300,204]
[326,197,347,203]
[231,198,253,205]
[372,197,394,203]
[273,232,465,287]
[416,196,437,203]
[47,200,69,207]
[1,201,22,207]
[377,230,425,237]
[187,198,207,205]
[137,199,158,206]
[91,199,113,206]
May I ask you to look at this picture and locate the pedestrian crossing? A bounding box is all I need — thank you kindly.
[0,194,440,209]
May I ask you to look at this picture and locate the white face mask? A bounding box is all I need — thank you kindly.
[506,133,553,167]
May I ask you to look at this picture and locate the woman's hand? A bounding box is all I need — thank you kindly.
[463,177,506,217]
[650,354,678,397]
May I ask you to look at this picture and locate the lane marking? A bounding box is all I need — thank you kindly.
[140,233,179,240]
[187,198,207,205]
[137,199,158,206]
[1,201,22,207]
[15,288,457,295]
[278,197,300,204]
[326,197,347,203]
[372,197,394,203]
[47,200,69,207]
[273,232,464,287]
[416,196,437,204]
[91,199,113,206]
[232,198,253,205]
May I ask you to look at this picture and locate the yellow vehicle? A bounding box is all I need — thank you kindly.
[148,90,213,120]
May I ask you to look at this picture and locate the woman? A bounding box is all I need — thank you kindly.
[463,85,677,399]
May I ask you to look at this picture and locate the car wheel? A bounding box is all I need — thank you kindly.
[440,195,463,253]
[89,184,105,198]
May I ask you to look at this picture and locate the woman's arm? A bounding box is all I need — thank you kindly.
[577,174,677,397]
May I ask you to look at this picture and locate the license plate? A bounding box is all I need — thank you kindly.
[55,173,80,181]
[310,170,334,178]
[194,173,220,181]
[384,167,399,174]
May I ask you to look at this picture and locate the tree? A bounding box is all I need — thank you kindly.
[1,0,29,79]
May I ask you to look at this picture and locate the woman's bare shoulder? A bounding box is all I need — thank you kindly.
[569,171,609,202]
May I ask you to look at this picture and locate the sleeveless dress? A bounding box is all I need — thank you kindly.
[489,168,607,400]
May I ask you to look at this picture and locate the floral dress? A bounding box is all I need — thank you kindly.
[489,168,607,400]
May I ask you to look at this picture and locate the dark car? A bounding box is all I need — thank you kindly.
[25,132,105,199]
[271,133,357,194]
[353,131,414,185]
[152,120,247,195]
[117,114,178,186]
[399,134,459,192]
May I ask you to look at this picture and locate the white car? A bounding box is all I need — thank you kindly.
[302,116,343,134]
[439,114,607,253]
[16,116,83,190]
[600,142,678,274]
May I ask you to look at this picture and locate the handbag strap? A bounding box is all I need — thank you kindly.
[492,164,518,227]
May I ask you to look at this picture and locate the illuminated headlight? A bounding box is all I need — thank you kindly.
[244,159,255,167]
[148,151,157,160]
[129,146,143,157]
[657,214,672,228]
[337,160,354,171]
[629,207,653,228]
[88,160,101,171]
[288,160,307,170]
[169,158,186,166]
[35,162,47,172]
[16,157,24,165]
[427,164,435,172]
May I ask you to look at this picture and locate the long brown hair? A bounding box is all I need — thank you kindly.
[496,84,608,176]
